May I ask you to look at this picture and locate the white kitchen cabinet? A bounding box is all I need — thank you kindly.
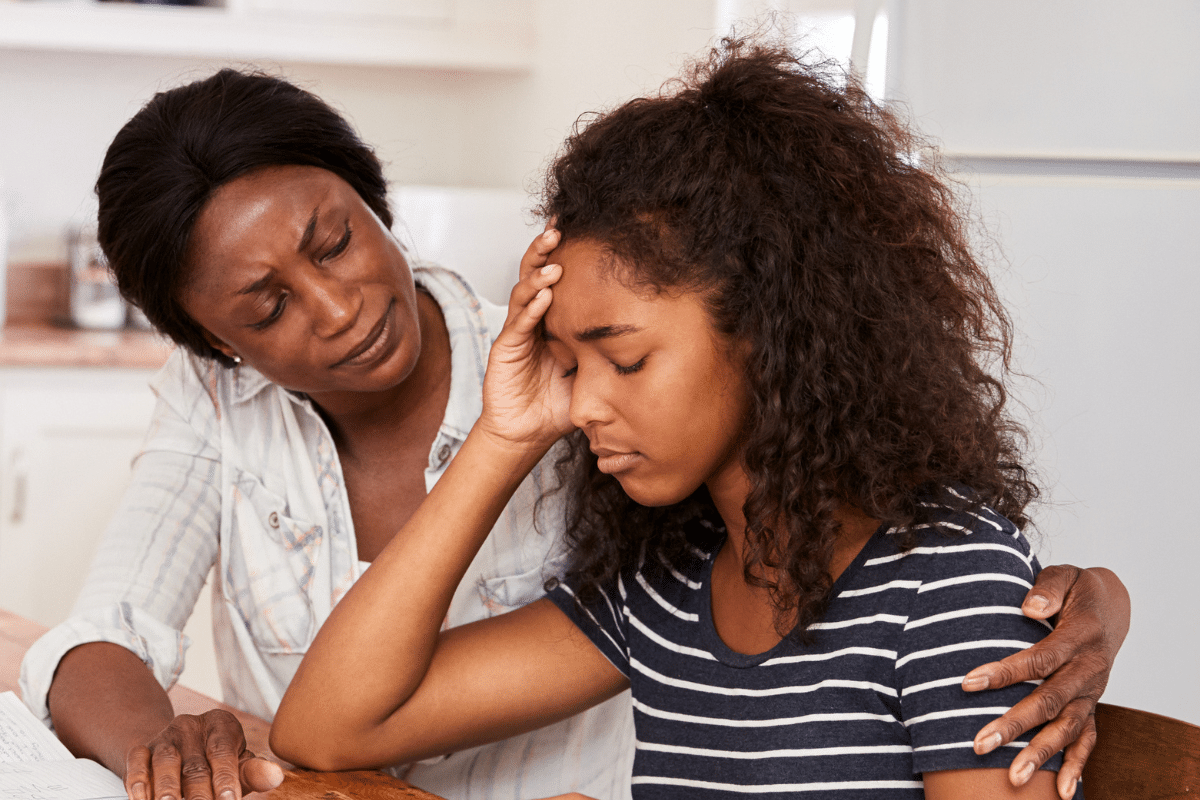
[0,367,220,697]
[0,0,535,71]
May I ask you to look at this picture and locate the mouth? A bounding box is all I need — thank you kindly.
[333,299,396,368]
[591,445,644,475]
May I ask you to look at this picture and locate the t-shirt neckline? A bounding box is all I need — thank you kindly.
[698,522,890,668]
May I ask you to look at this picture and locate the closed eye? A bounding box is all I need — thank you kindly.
[250,295,287,330]
[321,222,351,262]
[562,365,578,378]
[615,357,646,376]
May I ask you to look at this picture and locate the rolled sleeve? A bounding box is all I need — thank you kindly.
[19,352,224,725]
[19,603,190,726]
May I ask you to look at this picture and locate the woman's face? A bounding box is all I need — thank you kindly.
[542,238,750,507]
[180,165,421,397]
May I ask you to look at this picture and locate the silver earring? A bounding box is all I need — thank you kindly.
[233,355,242,365]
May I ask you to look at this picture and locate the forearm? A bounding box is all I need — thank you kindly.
[273,425,545,758]
[47,642,175,777]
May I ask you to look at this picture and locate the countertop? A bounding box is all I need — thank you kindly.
[0,322,174,370]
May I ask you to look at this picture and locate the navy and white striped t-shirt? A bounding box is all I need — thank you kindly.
[547,499,1068,799]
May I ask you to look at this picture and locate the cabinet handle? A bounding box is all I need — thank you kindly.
[8,447,26,526]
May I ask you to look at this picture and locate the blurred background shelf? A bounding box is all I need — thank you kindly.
[0,0,535,71]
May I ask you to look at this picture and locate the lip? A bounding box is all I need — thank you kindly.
[333,299,396,368]
[591,445,644,475]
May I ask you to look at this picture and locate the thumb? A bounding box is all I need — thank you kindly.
[241,756,285,793]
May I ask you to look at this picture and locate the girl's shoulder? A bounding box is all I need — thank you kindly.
[850,490,1038,593]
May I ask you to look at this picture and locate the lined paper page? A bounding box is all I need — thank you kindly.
[0,692,71,762]
[0,760,126,800]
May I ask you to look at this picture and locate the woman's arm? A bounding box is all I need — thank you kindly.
[23,361,281,800]
[271,231,625,768]
[925,768,1058,799]
[49,643,281,800]
[967,565,1129,799]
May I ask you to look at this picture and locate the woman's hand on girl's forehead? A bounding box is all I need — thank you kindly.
[475,229,574,453]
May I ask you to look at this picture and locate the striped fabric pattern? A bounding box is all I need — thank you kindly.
[548,499,1067,798]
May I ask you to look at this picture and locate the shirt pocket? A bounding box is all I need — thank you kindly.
[477,550,571,617]
[222,470,320,654]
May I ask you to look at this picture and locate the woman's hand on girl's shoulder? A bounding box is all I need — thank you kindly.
[478,228,574,453]
[963,565,1129,799]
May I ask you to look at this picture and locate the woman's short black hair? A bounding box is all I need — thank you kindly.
[96,68,392,365]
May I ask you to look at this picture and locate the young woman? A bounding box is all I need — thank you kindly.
[273,39,1120,799]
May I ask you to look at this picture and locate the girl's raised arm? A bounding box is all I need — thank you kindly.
[270,230,628,770]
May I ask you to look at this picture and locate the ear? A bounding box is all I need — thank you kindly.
[199,328,238,362]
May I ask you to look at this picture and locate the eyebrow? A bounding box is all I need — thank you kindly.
[236,272,274,297]
[543,323,642,343]
[297,206,320,254]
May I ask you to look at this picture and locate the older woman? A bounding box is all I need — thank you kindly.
[20,68,1127,800]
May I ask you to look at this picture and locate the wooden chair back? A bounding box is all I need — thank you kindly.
[1081,702,1200,800]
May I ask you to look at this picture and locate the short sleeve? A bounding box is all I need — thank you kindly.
[545,574,631,678]
[896,512,1064,776]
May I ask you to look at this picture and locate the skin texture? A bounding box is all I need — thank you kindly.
[47,165,452,800]
[272,233,1057,800]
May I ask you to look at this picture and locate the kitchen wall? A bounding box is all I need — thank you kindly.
[889,0,1200,724]
[0,0,718,263]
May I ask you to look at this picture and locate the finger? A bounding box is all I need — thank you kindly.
[1024,564,1082,620]
[508,286,555,339]
[125,744,152,800]
[204,733,244,800]
[1055,713,1096,799]
[177,718,217,800]
[506,264,561,328]
[963,628,1073,691]
[507,261,561,318]
[1000,696,1093,788]
[973,662,1087,753]
[519,228,562,281]
[239,756,284,794]
[150,743,184,800]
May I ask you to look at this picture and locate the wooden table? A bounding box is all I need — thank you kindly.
[0,608,442,799]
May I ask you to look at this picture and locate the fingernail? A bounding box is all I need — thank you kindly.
[541,264,557,275]
[962,674,989,691]
[974,732,1002,754]
[1014,761,1035,786]
[1027,594,1050,614]
[1062,776,1079,799]
[219,790,237,800]
[130,783,148,800]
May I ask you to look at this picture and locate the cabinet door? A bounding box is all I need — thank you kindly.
[0,369,157,627]
[0,368,222,697]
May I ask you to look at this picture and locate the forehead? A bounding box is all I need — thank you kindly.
[186,165,344,292]
[542,238,711,341]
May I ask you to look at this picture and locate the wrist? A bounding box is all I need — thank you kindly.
[466,421,558,475]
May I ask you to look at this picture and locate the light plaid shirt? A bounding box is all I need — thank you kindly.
[21,266,634,800]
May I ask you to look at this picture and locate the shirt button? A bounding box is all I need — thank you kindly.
[268,511,280,528]
[437,444,452,466]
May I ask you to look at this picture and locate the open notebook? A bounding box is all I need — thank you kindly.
[0,691,125,800]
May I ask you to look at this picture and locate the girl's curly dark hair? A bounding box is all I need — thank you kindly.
[539,36,1038,640]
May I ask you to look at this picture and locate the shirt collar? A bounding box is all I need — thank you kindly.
[228,266,490,445]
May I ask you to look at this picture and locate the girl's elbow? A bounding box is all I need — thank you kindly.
[270,711,379,772]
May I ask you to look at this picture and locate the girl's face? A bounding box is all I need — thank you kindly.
[180,165,422,398]
[542,238,751,507]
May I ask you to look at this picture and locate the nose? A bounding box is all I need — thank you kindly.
[305,267,361,338]
[568,365,616,431]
